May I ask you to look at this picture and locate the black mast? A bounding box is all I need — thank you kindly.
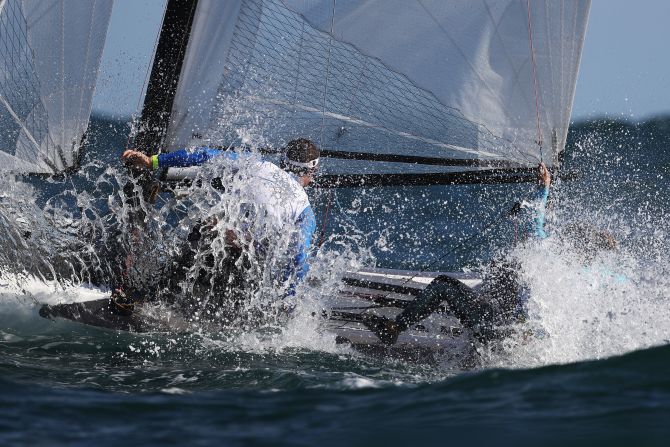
[124,0,198,211]
[117,0,199,294]
[133,0,199,156]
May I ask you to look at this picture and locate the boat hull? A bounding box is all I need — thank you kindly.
[36,268,483,364]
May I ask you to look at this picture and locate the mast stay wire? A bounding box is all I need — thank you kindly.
[526,0,544,163]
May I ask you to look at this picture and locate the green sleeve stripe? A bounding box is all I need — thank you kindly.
[151,155,159,170]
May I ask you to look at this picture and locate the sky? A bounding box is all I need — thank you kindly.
[572,0,670,120]
[92,0,670,122]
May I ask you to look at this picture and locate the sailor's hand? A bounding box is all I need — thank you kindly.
[537,162,551,187]
[121,150,152,170]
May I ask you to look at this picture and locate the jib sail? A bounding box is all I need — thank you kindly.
[0,0,113,174]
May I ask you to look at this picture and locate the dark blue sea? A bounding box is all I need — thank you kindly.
[1,115,670,446]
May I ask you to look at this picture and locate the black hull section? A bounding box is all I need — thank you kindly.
[38,268,482,364]
[39,299,180,333]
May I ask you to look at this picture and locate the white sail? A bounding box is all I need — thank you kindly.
[0,0,113,173]
[165,0,590,168]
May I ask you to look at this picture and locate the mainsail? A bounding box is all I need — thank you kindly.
[151,0,590,177]
[0,0,113,174]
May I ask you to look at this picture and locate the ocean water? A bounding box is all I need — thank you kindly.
[1,115,670,445]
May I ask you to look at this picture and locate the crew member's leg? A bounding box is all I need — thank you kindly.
[366,275,477,344]
[396,275,482,330]
[367,274,509,344]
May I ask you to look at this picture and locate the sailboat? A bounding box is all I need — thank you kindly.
[0,0,591,362]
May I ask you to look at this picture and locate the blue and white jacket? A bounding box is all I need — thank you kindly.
[153,148,316,288]
[521,185,550,239]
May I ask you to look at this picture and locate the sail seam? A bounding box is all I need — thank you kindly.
[291,20,305,106]
[412,1,537,163]
[481,1,534,109]
[480,0,540,165]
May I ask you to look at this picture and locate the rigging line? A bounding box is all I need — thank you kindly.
[319,0,336,149]
[331,305,384,311]
[331,186,365,242]
[344,55,368,117]
[526,0,544,162]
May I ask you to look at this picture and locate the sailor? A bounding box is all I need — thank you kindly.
[523,162,551,240]
[366,163,554,345]
[118,138,320,319]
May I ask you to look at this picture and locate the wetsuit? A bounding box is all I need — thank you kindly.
[370,185,548,344]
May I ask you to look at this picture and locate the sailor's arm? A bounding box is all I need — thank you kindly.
[121,147,237,170]
[532,163,551,239]
[286,205,316,291]
[532,184,550,238]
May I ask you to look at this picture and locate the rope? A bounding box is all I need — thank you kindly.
[526,0,544,161]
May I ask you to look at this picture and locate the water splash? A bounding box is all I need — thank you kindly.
[2,114,670,380]
[477,124,670,368]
